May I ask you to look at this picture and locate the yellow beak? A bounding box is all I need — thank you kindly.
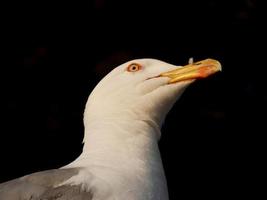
[160,58,222,84]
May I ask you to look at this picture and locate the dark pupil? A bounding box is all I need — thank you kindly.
[132,65,137,70]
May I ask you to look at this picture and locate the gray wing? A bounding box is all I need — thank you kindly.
[0,168,93,200]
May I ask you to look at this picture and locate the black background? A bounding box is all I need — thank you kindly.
[1,0,265,198]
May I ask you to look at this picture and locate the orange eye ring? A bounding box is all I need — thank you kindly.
[127,63,142,72]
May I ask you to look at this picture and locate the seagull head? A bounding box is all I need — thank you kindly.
[84,58,221,132]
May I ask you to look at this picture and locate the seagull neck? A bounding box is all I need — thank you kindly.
[84,118,160,152]
[66,118,169,200]
[75,118,162,168]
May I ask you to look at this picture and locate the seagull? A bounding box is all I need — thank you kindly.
[0,58,221,200]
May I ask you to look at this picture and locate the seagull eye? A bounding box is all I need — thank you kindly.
[127,63,142,72]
